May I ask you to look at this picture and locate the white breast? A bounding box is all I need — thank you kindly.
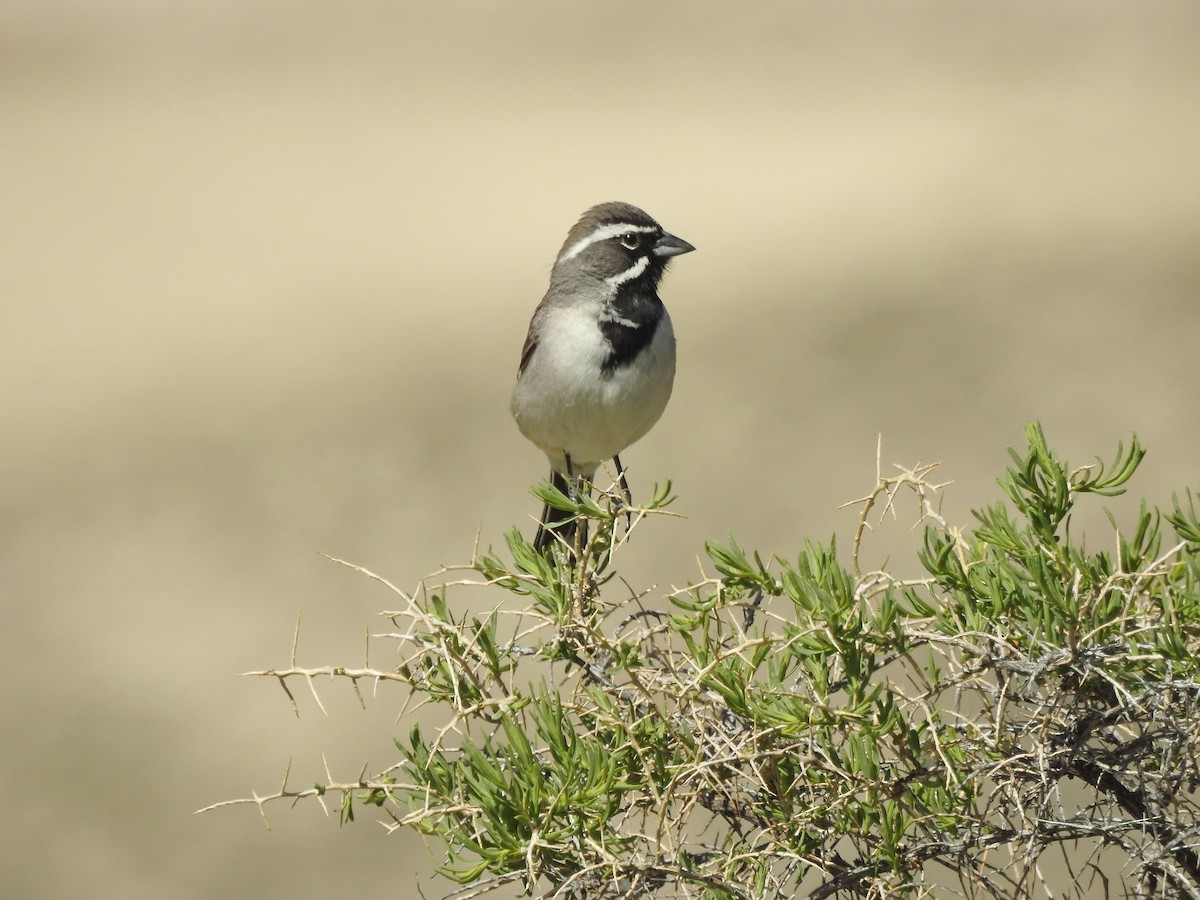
[511,303,676,477]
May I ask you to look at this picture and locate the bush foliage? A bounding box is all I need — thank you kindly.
[206,424,1200,899]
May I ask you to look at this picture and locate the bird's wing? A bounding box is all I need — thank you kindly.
[517,311,540,376]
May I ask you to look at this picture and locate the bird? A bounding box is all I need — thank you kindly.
[511,202,695,553]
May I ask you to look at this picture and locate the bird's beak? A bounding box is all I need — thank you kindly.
[652,232,696,258]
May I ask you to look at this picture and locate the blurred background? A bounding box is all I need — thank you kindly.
[3,2,1198,897]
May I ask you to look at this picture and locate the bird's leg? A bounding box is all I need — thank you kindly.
[565,453,590,555]
[612,453,634,533]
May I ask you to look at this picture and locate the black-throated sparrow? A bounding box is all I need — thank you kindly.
[511,202,695,552]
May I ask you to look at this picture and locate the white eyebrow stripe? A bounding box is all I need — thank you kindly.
[604,254,650,288]
[559,223,658,262]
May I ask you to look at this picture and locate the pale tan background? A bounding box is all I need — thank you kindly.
[3,2,1198,897]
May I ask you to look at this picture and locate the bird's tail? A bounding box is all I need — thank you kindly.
[533,470,589,553]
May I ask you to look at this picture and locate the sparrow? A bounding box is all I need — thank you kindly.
[511,202,695,552]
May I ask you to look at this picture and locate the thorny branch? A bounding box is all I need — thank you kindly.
[203,431,1200,899]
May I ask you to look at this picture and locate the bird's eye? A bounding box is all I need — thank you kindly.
[618,232,640,250]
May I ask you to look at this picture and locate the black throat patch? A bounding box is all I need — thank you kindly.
[599,290,663,375]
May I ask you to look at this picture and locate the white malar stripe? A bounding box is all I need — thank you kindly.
[559,223,658,262]
[599,305,640,328]
[604,254,650,289]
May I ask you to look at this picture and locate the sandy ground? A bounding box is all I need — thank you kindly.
[3,3,1199,897]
